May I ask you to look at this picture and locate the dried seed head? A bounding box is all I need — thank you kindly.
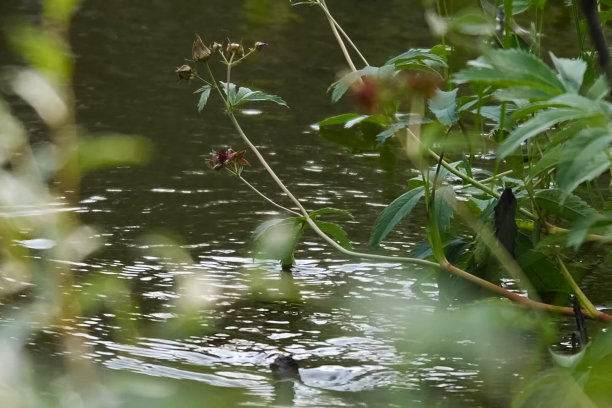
[254,42,267,52]
[175,64,193,80]
[192,34,212,62]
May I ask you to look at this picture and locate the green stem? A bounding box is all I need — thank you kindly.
[237,174,301,216]
[556,255,598,317]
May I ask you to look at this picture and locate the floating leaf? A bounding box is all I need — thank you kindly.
[194,85,212,112]
[428,88,458,127]
[556,127,612,197]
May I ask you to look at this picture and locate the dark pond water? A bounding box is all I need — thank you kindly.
[1,1,610,407]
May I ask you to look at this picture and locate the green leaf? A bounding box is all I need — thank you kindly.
[369,186,426,247]
[447,8,495,36]
[534,189,597,222]
[309,207,354,220]
[556,127,612,197]
[498,107,603,159]
[318,113,362,127]
[549,53,586,93]
[567,212,612,249]
[454,49,565,95]
[195,85,212,112]
[375,117,432,146]
[313,221,352,249]
[586,75,610,100]
[428,88,458,127]
[251,217,305,266]
[220,82,288,108]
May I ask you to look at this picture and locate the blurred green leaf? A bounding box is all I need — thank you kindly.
[328,65,395,103]
[78,134,153,173]
[556,127,612,197]
[7,23,72,81]
[370,186,425,247]
[428,88,458,127]
[534,189,597,222]
[454,49,565,95]
[549,53,586,93]
[447,8,495,36]
[498,107,603,159]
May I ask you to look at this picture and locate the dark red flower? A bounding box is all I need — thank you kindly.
[207,149,249,174]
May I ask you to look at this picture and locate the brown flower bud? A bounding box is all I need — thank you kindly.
[227,42,241,54]
[254,42,267,52]
[211,42,222,53]
[192,34,212,62]
[175,65,193,80]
